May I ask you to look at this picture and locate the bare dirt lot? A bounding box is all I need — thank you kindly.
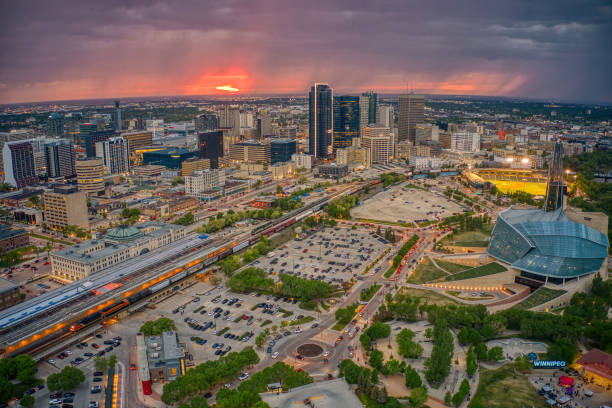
[351,183,464,223]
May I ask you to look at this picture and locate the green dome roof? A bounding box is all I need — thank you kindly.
[104,224,144,241]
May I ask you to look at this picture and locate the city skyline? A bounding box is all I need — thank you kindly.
[1,0,611,104]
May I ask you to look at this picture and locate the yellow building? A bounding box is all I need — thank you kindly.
[575,348,612,389]
[181,158,210,176]
[75,158,105,195]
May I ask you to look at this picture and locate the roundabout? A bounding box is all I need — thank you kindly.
[296,343,324,358]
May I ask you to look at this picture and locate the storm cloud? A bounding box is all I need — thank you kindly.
[0,0,610,103]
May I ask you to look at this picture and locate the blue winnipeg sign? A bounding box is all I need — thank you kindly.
[533,360,566,368]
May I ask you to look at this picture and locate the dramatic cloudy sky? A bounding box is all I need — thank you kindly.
[1,0,611,103]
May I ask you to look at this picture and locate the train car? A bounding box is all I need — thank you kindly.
[101,299,129,318]
[70,312,102,332]
[251,222,272,235]
[127,288,151,304]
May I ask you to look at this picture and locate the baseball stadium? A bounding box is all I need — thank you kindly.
[463,168,548,195]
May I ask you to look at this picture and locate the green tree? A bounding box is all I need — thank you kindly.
[109,355,118,369]
[94,357,108,372]
[404,365,422,388]
[20,393,35,407]
[369,350,383,370]
[409,387,428,408]
[47,366,85,391]
[466,346,477,377]
[487,346,504,361]
[140,317,176,336]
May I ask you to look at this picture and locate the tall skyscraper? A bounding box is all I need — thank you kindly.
[398,93,424,143]
[308,83,333,159]
[359,96,369,135]
[198,130,224,169]
[257,113,272,139]
[378,105,394,128]
[96,137,130,174]
[195,113,218,132]
[362,91,379,125]
[47,113,64,137]
[2,141,37,189]
[333,95,361,150]
[45,139,75,179]
[113,100,122,131]
[80,123,114,157]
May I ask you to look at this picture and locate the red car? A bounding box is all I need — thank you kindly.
[92,343,100,349]
[130,364,136,371]
[327,374,334,380]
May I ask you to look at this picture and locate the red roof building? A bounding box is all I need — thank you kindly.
[575,348,612,389]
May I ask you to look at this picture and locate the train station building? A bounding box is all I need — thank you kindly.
[50,222,186,283]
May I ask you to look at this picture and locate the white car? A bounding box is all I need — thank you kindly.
[323,351,330,357]
[239,372,249,381]
[65,350,72,355]
[294,327,302,334]
[49,399,62,404]
[271,352,279,359]
[48,359,55,364]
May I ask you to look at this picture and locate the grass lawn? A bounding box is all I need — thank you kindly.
[514,287,567,310]
[433,259,471,274]
[439,226,492,247]
[454,240,490,247]
[443,262,506,282]
[471,364,548,408]
[406,257,448,284]
[397,287,460,306]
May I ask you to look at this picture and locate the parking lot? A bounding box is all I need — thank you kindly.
[34,332,120,408]
[351,182,464,223]
[251,226,390,286]
[138,281,318,368]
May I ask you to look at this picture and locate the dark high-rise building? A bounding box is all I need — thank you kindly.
[544,141,566,212]
[2,141,37,189]
[362,91,378,125]
[113,100,122,131]
[47,113,64,137]
[80,123,114,157]
[270,138,297,164]
[45,139,75,179]
[333,96,361,150]
[195,113,218,132]
[198,130,224,169]
[398,93,424,143]
[308,83,333,159]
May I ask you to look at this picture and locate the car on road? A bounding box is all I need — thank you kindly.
[323,351,330,357]
[271,352,279,359]
[48,359,55,364]
[239,372,249,381]
[311,323,318,329]
[130,364,136,371]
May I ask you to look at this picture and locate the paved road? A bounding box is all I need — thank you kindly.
[258,229,438,378]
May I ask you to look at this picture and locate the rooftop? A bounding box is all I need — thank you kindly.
[487,206,609,278]
[0,224,27,240]
[144,331,185,370]
[259,378,364,408]
[0,277,18,294]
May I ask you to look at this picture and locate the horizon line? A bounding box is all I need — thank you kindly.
[1,91,611,108]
